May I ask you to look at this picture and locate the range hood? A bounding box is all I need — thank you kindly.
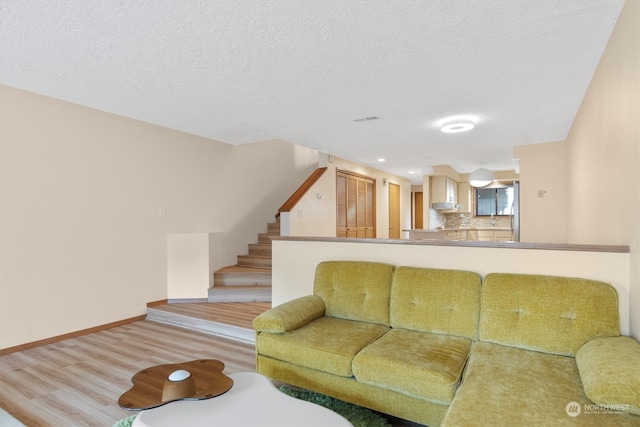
[432,202,460,211]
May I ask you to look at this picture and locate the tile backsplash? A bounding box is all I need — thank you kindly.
[429,209,511,229]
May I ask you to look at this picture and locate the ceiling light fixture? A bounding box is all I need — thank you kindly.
[469,167,494,188]
[436,115,480,134]
[377,158,386,162]
[441,122,474,133]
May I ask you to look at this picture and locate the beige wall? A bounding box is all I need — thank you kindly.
[0,85,318,350]
[166,233,224,299]
[513,141,567,243]
[564,0,639,339]
[286,155,412,239]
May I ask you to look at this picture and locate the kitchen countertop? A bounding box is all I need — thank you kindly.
[405,228,513,242]
[404,228,512,232]
[403,229,446,232]
[442,227,511,231]
[404,229,448,240]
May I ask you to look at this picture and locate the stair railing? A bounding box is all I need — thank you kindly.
[276,167,328,219]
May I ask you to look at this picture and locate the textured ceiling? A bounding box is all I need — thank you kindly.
[0,0,624,183]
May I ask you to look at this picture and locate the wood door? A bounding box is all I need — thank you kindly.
[336,170,375,238]
[414,191,423,229]
[347,175,358,238]
[336,174,348,238]
[389,183,400,239]
[365,180,375,237]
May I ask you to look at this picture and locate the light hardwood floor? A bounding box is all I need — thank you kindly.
[150,301,271,328]
[1,303,420,427]
[0,319,256,426]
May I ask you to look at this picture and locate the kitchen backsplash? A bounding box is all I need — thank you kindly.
[429,208,512,229]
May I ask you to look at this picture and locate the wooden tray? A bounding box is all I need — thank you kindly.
[118,359,233,410]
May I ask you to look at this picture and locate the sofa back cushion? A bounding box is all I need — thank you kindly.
[480,273,620,356]
[390,267,482,339]
[314,261,394,325]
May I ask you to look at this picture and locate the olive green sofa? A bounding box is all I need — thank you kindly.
[253,261,640,426]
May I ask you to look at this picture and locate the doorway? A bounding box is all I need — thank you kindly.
[389,183,400,238]
[413,192,423,229]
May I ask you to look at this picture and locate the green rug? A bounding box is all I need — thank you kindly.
[278,386,391,427]
[113,386,391,427]
[113,414,137,427]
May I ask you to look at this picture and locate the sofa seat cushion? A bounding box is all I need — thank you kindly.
[352,329,471,404]
[442,341,639,426]
[256,316,390,377]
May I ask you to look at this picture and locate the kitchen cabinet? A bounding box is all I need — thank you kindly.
[457,182,472,212]
[478,229,513,242]
[446,230,464,240]
[444,229,479,241]
[407,229,447,240]
[431,176,457,204]
[493,230,513,242]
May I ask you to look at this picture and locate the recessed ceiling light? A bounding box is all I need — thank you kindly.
[436,115,480,133]
[377,158,386,162]
[408,171,415,174]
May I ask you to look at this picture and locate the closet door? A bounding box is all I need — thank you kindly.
[365,180,375,238]
[389,183,400,239]
[346,175,358,238]
[336,170,376,238]
[336,174,348,238]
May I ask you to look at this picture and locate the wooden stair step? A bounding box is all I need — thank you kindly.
[267,222,280,234]
[208,285,271,303]
[258,233,275,244]
[248,243,272,256]
[214,266,272,287]
[237,254,272,268]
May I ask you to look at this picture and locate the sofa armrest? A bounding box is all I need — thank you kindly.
[252,295,325,333]
[576,336,640,415]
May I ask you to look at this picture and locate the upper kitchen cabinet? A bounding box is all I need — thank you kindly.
[431,176,457,204]
[457,182,472,212]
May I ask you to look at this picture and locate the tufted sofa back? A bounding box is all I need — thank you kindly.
[313,261,395,326]
[390,267,482,339]
[479,273,620,356]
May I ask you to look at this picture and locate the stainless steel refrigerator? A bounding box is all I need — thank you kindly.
[511,181,520,241]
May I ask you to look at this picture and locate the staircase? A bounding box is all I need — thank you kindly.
[207,167,327,303]
[208,220,279,303]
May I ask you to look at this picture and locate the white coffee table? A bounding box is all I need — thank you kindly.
[131,372,353,427]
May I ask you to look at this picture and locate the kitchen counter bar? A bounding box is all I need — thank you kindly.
[271,235,629,253]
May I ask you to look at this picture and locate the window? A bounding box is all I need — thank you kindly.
[475,185,514,216]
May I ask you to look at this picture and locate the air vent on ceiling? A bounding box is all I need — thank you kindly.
[353,116,379,122]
